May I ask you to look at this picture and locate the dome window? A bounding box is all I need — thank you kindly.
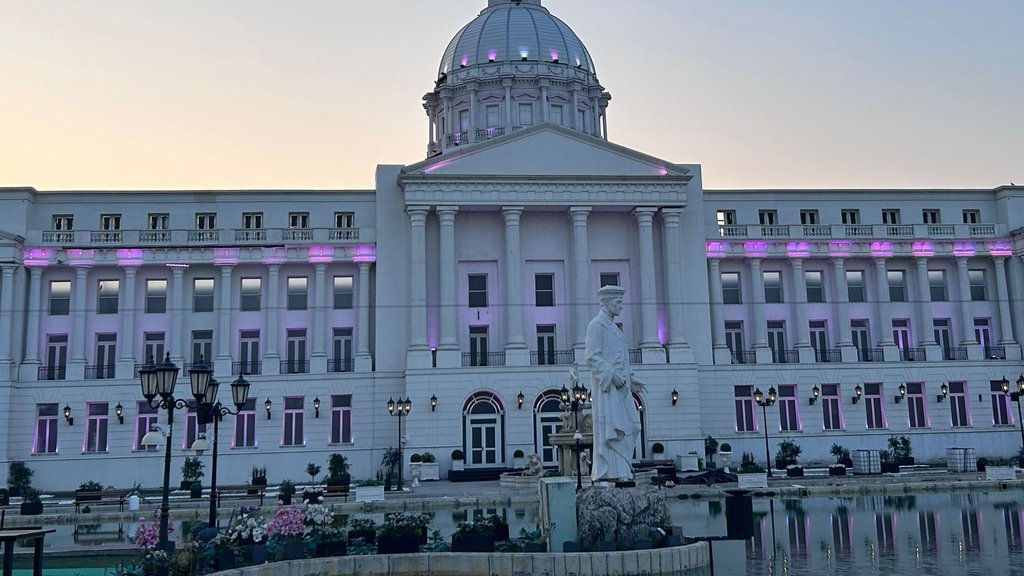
[519,47,529,60]
[550,50,559,63]
[488,50,497,62]
[460,55,469,68]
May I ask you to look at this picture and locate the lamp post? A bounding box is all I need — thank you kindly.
[191,374,251,527]
[138,353,212,556]
[754,387,777,477]
[386,397,412,491]
[1000,374,1024,463]
[560,380,590,492]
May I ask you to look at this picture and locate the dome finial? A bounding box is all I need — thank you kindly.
[488,0,541,6]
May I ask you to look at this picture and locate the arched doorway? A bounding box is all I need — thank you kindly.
[463,392,505,467]
[533,391,563,466]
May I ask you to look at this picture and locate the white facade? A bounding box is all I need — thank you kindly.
[2,0,1023,489]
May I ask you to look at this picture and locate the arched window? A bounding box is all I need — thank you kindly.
[533,391,564,466]
[463,392,505,467]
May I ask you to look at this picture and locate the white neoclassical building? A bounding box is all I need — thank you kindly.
[2,0,1023,489]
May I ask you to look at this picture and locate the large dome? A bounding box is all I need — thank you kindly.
[438,0,596,77]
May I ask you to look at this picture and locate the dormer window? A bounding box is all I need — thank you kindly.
[518,103,533,126]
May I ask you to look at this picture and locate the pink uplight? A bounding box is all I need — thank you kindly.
[116,248,144,266]
[460,55,469,67]
[786,242,810,258]
[743,241,769,258]
[656,167,668,176]
[487,50,497,61]
[23,248,54,267]
[550,50,559,61]
[308,246,335,264]
[870,241,893,257]
[706,241,730,258]
[352,245,376,263]
[829,241,852,257]
[911,241,934,257]
[424,158,454,173]
[953,242,976,257]
[988,241,1013,256]
[213,247,240,265]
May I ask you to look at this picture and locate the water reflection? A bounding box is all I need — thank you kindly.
[671,491,1024,576]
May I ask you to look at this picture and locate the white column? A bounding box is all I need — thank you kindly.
[355,261,373,372]
[502,207,529,365]
[956,258,978,345]
[0,266,15,362]
[504,81,513,131]
[407,207,431,367]
[216,265,233,375]
[311,263,328,373]
[469,88,478,143]
[915,257,936,345]
[831,258,852,346]
[601,106,608,139]
[633,208,661,358]
[569,207,591,353]
[437,207,460,368]
[169,267,185,365]
[118,267,138,376]
[791,259,810,348]
[708,259,732,365]
[749,259,770,363]
[20,267,42,380]
[70,266,89,364]
[661,209,690,361]
[571,91,579,130]
[994,257,1016,345]
[541,86,549,123]
[265,264,280,363]
[874,258,894,345]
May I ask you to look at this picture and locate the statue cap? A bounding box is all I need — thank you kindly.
[597,285,625,298]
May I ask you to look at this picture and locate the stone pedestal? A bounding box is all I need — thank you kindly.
[549,409,593,477]
[540,477,578,553]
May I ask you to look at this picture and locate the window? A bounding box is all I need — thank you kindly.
[550,105,563,126]
[330,395,353,444]
[962,209,980,224]
[94,334,116,378]
[52,214,74,230]
[333,276,353,309]
[600,273,620,287]
[716,210,736,227]
[805,271,825,303]
[283,397,305,446]
[535,274,554,307]
[97,280,119,314]
[242,212,263,229]
[933,318,952,356]
[758,210,777,226]
[851,319,870,355]
[948,382,970,427]
[882,209,901,225]
[287,277,308,310]
[485,105,500,128]
[887,270,906,302]
[841,209,860,225]
[334,212,354,228]
[143,333,165,365]
[928,270,947,301]
[892,319,912,351]
[135,401,159,450]
[763,271,783,303]
[846,271,865,302]
[145,279,167,314]
[148,213,169,230]
[191,330,213,365]
[734,386,756,432]
[183,402,206,450]
[821,384,843,430]
[969,270,986,301]
[809,320,829,359]
[193,278,214,312]
[767,321,786,362]
[468,326,489,366]
[240,277,262,312]
[778,385,800,432]
[289,212,309,229]
[34,403,59,454]
[991,381,1012,426]
[518,103,533,126]
[285,329,307,373]
[906,382,928,428]
[468,274,488,307]
[332,328,353,372]
[100,214,121,230]
[195,213,216,229]
[536,325,556,365]
[577,109,587,133]
[239,330,260,375]
[799,210,818,225]
[458,109,470,132]
[864,383,886,429]
[84,403,109,453]
[45,335,68,380]
[49,281,70,315]
[725,321,744,360]
[974,318,994,350]
[721,272,741,304]
[922,209,940,224]
[234,399,257,448]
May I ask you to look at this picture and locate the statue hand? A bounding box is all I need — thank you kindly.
[630,376,646,393]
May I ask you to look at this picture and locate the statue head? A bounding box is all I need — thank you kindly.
[597,285,625,317]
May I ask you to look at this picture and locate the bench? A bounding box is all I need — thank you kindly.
[321,484,350,502]
[215,484,266,507]
[74,490,129,513]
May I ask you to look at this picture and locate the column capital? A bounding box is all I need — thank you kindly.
[790,257,804,269]
[436,206,459,219]
[0,265,15,277]
[170,266,186,277]
[501,206,525,221]
[955,256,970,266]
[830,256,846,267]
[407,206,430,223]
[746,257,763,267]
[569,206,592,222]
[123,266,138,276]
[632,207,658,224]
[660,207,684,225]
[357,260,372,272]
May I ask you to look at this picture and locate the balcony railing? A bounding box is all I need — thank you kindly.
[814,348,842,363]
[232,361,262,376]
[139,230,172,243]
[710,223,1002,241]
[530,350,576,366]
[984,346,1006,360]
[234,229,267,243]
[943,347,968,361]
[760,225,790,238]
[38,365,66,380]
[900,347,927,361]
[476,127,505,140]
[39,226,365,247]
[772,349,799,364]
[90,231,123,244]
[446,131,469,146]
[329,358,354,373]
[732,349,756,364]
[283,229,314,242]
[329,228,359,241]
[187,230,220,243]
[628,349,643,364]
[886,225,914,238]
[42,231,75,244]
[85,364,116,380]
[461,352,506,367]
[280,360,310,374]
[858,347,884,362]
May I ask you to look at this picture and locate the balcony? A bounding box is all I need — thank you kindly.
[234,229,267,243]
[814,348,842,363]
[85,364,116,380]
[36,226,365,248]
[232,361,262,376]
[329,358,354,373]
[984,346,1006,360]
[446,131,469,146]
[461,352,506,367]
[90,231,123,244]
[731,349,756,364]
[283,229,314,242]
[900,347,926,362]
[858,348,884,362]
[476,127,505,141]
[280,360,309,374]
[530,350,576,366]
[187,230,220,243]
[710,222,1001,241]
[628,349,643,364]
[943,347,968,361]
[329,228,359,241]
[772,349,799,364]
[38,365,66,380]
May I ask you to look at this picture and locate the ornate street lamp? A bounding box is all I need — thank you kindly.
[755,386,777,477]
[387,397,412,491]
[192,373,251,527]
[562,379,590,492]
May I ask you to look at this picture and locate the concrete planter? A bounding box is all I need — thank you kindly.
[419,463,440,481]
[737,472,768,489]
[355,485,385,502]
[676,454,700,472]
[452,459,465,471]
[985,466,1016,481]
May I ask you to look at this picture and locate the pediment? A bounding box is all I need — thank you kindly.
[403,123,691,179]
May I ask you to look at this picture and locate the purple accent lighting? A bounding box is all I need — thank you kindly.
[550,50,559,61]
[786,242,810,258]
[911,241,934,257]
[953,242,976,257]
[706,241,730,258]
[988,241,1012,256]
[67,249,96,267]
[829,241,852,257]
[487,50,497,61]
[870,242,893,257]
[425,158,454,173]
[743,241,769,258]
[23,248,54,267]
[213,248,240,265]
[656,167,668,176]
[308,246,335,264]
[165,263,190,269]
[116,248,144,266]
[460,55,469,67]
[352,245,376,263]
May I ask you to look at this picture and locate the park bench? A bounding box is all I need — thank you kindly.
[215,484,266,507]
[320,484,351,503]
[74,489,129,513]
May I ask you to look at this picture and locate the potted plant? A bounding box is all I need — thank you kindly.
[776,439,802,472]
[880,449,900,474]
[354,476,385,502]
[719,442,734,470]
[829,444,852,476]
[419,452,439,481]
[216,508,269,567]
[326,454,351,489]
[518,527,547,553]
[409,452,423,480]
[651,442,665,457]
[8,461,33,498]
[20,487,43,516]
[180,456,204,491]
[277,479,296,505]
[512,449,525,469]
[306,503,344,557]
[381,447,401,489]
[346,517,377,546]
[451,514,509,552]
[304,463,323,503]
[888,435,914,465]
[190,481,204,499]
[451,449,465,472]
[376,513,430,554]
[267,506,306,560]
[704,435,719,468]
[250,466,268,494]
[0,488,8,507]
[77,480,105,502]
[737,452,768,489]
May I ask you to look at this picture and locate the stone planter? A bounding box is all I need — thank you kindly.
[737,472,768,489]
[354,485,384,502]
[314,540,346,557]
[409,462,421,479]
[451,533,495,553]
[829,465,847,477]
[282,541,305,560]
[419,462,440,481]
[377,533,421,554]
[20,501,43,516]
[786,467,804,478]
[452,459,465,471]
[676,454,700,472]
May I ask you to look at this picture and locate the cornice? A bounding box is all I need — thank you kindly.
[403,180,688,207]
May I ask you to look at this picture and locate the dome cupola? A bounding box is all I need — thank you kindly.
[423,0,611,157]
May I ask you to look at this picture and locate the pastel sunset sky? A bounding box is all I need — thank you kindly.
[2,0,1021,191]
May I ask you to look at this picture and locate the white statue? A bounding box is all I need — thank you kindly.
[586,285,645,483]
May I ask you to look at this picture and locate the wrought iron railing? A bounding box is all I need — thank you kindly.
[628,349,643,364]
[329,358,354,373]
[772,349,799,364]
[530,350,576,366]
[732,349,756,364]
[280,360,310,374]
[461,352,506,367]
[984,346,1006,360]
[232,361,262,376]
[85,364,116,379]
[815,348,842,363]
[943,347,968,361]
[901,347,926,361]
[858,348,884,362]
[38,365,67,380]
